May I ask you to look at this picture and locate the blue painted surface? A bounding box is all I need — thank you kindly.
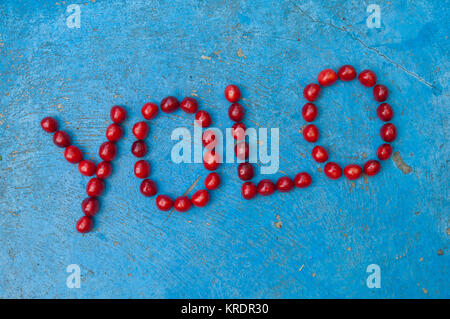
[0,0,448,298]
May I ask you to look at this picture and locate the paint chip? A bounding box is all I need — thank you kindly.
[237,48,247,58]
[392,151,412,174]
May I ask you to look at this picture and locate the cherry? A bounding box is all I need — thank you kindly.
[257,179,276,196]
[380,123,397,142]
[203,150,220,171]
[202,130,218,150]
[377,103,394,122]
[373,84,389,102]
[64,145,83,164]
[81,197,99,217]
[195,110,212,128]
[110,106,127,124]
[156,195,173,211]
[78,160,96,176]
[96,161,112,179]
[358,70,377,87]
[132,121,149,140]
[324,162,342,179]
[338,65,357,81]
[303,124,319,142]
[160,96,180,113]
[303,83,321,102]
[131,140,148,157]
[228,103,245,122]
[53,131,71,148]
[76,216,93,233]
[231,122,246,140]
[377,143,393,160]
[238,163,254,181]
[363,160,381,176]
[134,160,150,178]
[86,178,105,197]
[235,141,249,160]
[224,85,241,103]
[204,172,221,190]
[106,123,123,142]
[311,146,328,163]
[191,189,210,207]
[276,176,294,192]
[318,68,337,86]
[140,179,157,197]
[99,141,117,162]
[141,102,159,120]
[294,172,312,188]
[174,196,192,212]
[241,182,257,200]
[344,164,362,180]
[180,97,198,114]
[41,117,58,133]
[302,103,318,122]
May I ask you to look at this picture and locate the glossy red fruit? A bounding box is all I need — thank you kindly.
[228,103,245,122]
[294,172,312,188]
[203,150,221,171]
[180,97,198,114]
[276,176,294,192]
[191,189,210,207]
[373,84,389,102]
[338,65,357,81]
[380,123,397,142]
[202,130,218,150]
[257,179,276,196]
[140,179,157,197]
[235,141,249,160]
[204,172,221,190]
[303,124,319,142]
[160,96,180,113]
[311,146,328,163]
[64,145,83,164]
[324,162,342,180]
[96,161,112,179]
[81,197,99,217]
[141,102,159,120]
[195,110,212,128]
[377,143,393,160]
[358,70,377,87]
[99,141,117,162]
[106,123,123,142]
[344,164,362,180]
[238,163,254,181]
[224,85,241,103]
[132,121,149,140]
[318,69,338,86]
[231,122,246,140]
[363,160,381,176]
[41,117,58,133]
[377,103,394,122]
[134,160,150,178]
[303,83,321,102]
[156,195,173,211]
[241,182,257,200]
[86,178,105,197]
[131,140,147,157]
[76,216,93,233]
[110,106,127,124]
[53,131,71,148]
[302,103,318,122]
[78,160,96,176]
[174,196,192,212]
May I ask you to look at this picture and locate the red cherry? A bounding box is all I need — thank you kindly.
[257,179,276,196]
[337,65,357,81]
[81,197,99,217]
[202,130,218,150]
[380,123,397,142]
[363,160,381,176]
[96,161,112,179]
[131,140,147,157]
[99,141,117,162]
[377,103,394,121]
[311,146,328,163]
[140,179,157,197]
[160,96,180,113]
[195,110,212,128]
[64,145,83,164]
[377,144,393,160]
[358,70,377,87]
[294,172,312,188]
[180,97,198,114]
[203,150,220,171]
[241,182,257,200]
[191,189,210,207]
[156,195,173,211]
[86,178,105,197]
[106,123,123,142]
[132,121,149,140]
[344,164,362,180]
[303,124,319,142]
[78,160,96,176]
[134,160,150,178]
[302,103,318,122]
[235,141,249,160]
[110,106,127,123]
[224,85,241,103]
[303,83,321,102]
[276,176,294,192]
[53,131,71,148]
[174,196,192,212]
[373,84,389,102]
[41,117,58,133]
[231,122,246,140]
[204,172,221,190]
[324,162,342,180]
[141,102,159,120]
[238,163,254,181]
[76,216,93,233]
[228,103,245,122]
[318,69,337,86]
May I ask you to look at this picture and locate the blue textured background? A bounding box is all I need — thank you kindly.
[0,0,448,298]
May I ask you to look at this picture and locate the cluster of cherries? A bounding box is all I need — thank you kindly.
[302,66,396,180]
